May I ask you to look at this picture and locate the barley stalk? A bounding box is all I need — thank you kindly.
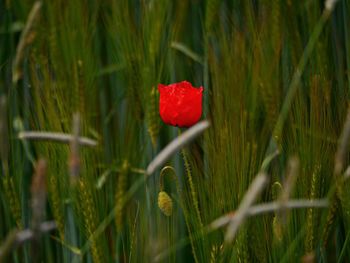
[305,165,320,252]
[115,160,129,232]
[182,148,202,227]
[78,179,103,263]
[48,174,65,240]
[146,87,159,148]
[322,195,339,247]
[69,113,81,184]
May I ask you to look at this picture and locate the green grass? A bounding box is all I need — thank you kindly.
[1,0,350,262]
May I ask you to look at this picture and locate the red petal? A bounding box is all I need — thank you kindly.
[158,81,203,127]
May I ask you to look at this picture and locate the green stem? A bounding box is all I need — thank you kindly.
[181,146,203,228]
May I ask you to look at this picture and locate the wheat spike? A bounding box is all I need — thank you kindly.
[48,169,65,240]
[305,165,320,252]
[78,179,103,263]
[182,148,202,227]
[147,87,160,148]
[115,160,129,232]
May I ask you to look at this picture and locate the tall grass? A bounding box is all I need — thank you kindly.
[0,0,350,262]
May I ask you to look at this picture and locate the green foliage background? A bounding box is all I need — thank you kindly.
[1,0,350,262]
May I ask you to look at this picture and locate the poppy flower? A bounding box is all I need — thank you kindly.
[158,81,203,127]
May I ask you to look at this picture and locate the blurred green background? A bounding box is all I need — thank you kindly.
[1,0,350,262]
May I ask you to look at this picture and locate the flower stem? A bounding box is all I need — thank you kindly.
[180,142,203,227]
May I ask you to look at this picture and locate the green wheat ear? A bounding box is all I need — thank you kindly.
[305,165,321,252]
[147,86,160,148]
[115,160,129,232]
[181,147,202,226]
[48,173,65,240]
[322,196,339,247]
[209,243,223,263]
[78,178,103,263]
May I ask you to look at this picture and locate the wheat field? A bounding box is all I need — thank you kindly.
[0,0,350,262]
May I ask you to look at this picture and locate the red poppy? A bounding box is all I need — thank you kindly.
[158,81,203,127]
